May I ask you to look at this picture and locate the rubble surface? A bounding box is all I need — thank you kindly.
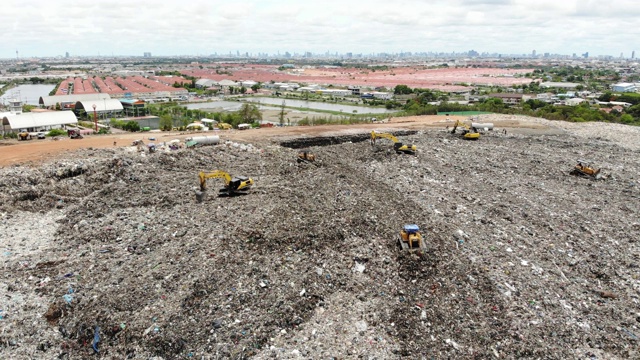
[1,119,639,359]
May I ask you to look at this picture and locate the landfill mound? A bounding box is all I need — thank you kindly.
[1,128,639,359]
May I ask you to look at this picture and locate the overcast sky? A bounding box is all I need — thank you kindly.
[3,0,639,59]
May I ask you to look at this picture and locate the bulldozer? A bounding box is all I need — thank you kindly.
[297,149,316,163]
[196,170,254,202]
[570,160,602,180]
[450,120,480,140]
[398,224,427,251]
[370,131,417,155]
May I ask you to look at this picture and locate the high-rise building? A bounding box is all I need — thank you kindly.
[632,50,636,59]
[65,52,69,58]
[532,50,536,57]
[143,52,152,57]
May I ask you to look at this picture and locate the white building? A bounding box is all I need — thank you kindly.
[195,79,217,88]
[320,89,352,96]
[371,91,393,100]
[2,111,78,133]
[240,80,257,88]
[565,98,586,106]
[611,83,637,92]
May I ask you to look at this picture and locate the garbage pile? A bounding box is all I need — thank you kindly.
[0,125,639,359]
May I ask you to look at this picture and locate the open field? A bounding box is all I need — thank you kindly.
[182,64,533,92]
[1,115,639,359]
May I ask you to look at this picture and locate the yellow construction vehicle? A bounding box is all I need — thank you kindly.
[450,120,480,140]
[370,131,417,154]
[198,170,254,197]
[18,130,32,140]
[218,123,233,130]
[570,160,602,180]
[398,224,427,251]
[297,149,316,163]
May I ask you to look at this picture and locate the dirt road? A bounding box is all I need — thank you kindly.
[0,115,554,167]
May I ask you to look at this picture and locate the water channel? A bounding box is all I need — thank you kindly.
[0,84,56,105]
[185,97,395,115]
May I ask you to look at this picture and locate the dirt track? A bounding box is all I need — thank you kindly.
[0,115,556,167]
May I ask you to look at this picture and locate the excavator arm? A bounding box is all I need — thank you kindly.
[371,131,416,154]
[199,170,231,191]
[370,131,399,145]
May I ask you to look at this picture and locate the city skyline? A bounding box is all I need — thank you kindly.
[2,0,639,59]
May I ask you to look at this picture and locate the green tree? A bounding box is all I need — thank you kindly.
[620,114,634,124]
[394,84,413,95]
[598,91,614,102]
[238,103,261,123]
[159,115,173,131]
[123,121,140,132]
[251,83,261,93]
[240,86,247,94]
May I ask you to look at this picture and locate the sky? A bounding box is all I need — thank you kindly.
[2,0,639,59]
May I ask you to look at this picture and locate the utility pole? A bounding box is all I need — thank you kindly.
[92,104,98,132]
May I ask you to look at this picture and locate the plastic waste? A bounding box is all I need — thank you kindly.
[92,326,100,353]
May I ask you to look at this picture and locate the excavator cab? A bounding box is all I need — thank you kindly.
[398,224,427,251]
[226,175,253,193]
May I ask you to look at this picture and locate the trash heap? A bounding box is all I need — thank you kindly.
[0,125,639,359]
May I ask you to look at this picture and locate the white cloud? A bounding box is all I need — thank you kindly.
[1,0,638,58]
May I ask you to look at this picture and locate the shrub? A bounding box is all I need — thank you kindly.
[48,129,67,137]
[122,121,140,132]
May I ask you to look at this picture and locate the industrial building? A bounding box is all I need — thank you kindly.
[1,111,78,134]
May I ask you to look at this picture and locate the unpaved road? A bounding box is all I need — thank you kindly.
[0,115,558,167]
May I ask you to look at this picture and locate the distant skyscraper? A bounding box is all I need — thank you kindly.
[143,52,152,57]
[532,50,536,57]
[632,51,636,59]
[582,52,589,58]
[65,52,69,58]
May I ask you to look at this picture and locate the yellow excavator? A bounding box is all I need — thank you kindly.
[450,120,480,140]
[370,131,417,154]
[196,170,254,202]
[398,224,427,251]
[570,160,602,180]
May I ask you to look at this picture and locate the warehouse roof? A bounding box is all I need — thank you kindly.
[75,99,124,112]
[2,111,78,130]
[39,93,111,107]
